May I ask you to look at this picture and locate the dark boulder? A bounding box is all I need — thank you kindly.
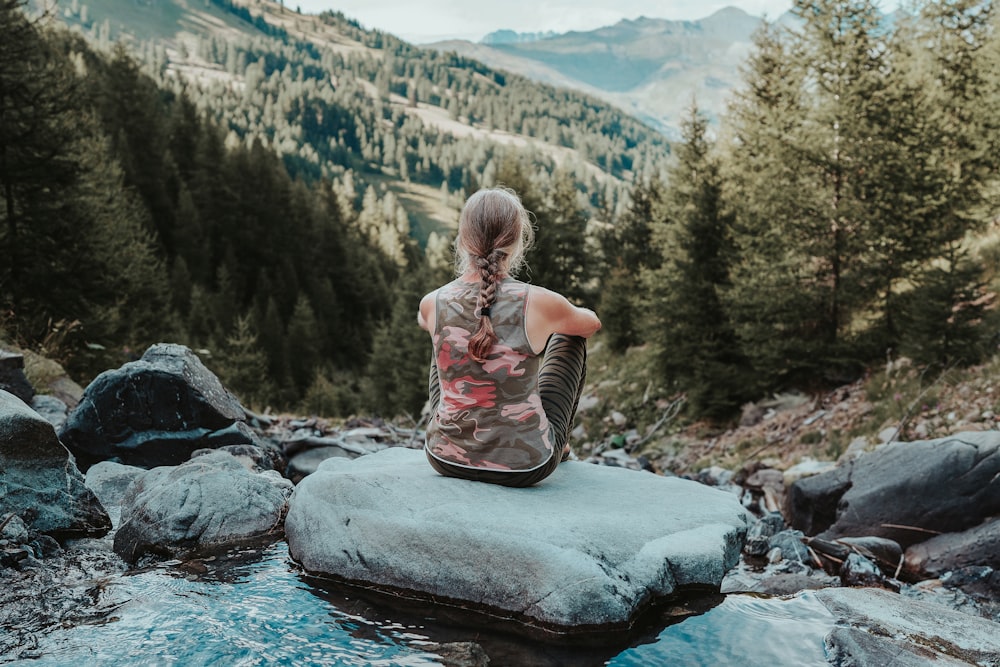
[0,350,33,404]
[0,390,110,539]
[839,553,899,591]
[60,344,251,471]
[744,511,785,557]
[786,432,1000,549]
[905,518,1000,579]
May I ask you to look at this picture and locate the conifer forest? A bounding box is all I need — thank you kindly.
[1,0,998,424]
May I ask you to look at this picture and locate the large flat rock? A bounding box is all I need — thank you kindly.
[285,447,750,633]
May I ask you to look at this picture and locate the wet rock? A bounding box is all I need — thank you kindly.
[839,553,899,592]
[940,566,1000,616]
[30,395,69,431]
[84,461,145,511]
[720,560,838,595]
[816,587,1000,666]
[787,432,1000,549]
[428,641,490,667]
[744,512,785,557]
[0,390,110,539]
[113,450,292,563]
[287,447,749,631]
[192,442,285,474]
[768,530,810,564]
[904,518,1000,579]
[60,344,251,471]
[834,536,903,575]
[825,627,970,667]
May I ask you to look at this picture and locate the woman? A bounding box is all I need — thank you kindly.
[418,186,601,487]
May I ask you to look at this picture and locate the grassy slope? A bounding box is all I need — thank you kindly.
[577,336,1000,476]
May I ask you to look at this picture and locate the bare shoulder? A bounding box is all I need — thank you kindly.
[526,284,601,340]
[418,288,440,332]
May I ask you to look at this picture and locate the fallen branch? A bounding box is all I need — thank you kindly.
[628,396,686,452]
[880,523,942,536]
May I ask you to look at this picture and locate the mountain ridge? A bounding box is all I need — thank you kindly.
[428,7,767,135]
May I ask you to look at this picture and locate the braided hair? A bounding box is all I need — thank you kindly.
[456,187,534,362]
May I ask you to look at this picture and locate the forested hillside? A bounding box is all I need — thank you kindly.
[3,0,999,434]
[2,0,669,418]
[604,0,1000,424]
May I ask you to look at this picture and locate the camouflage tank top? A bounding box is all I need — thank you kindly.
[425,277,554,472]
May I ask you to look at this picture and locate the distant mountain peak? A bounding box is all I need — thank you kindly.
[481,29,557,45]
[706,6,753,19]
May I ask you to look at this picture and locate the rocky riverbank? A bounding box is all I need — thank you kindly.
[3,342,1000,665]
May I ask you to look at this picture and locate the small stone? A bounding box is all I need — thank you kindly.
[0,515,29,544]
[610,410,627,427]
[877,427,899,443]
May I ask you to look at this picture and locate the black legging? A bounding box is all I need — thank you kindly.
[425,334,588,487]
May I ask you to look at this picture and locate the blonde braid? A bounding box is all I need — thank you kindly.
[468,249,506,362]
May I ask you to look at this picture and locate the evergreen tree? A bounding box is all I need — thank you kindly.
[215,313,274,409]
[889,1,998,364]
[648,107,750,419]
[0,0,80,334]
[599,179,663,352]
[366,267,433,418]
[722,3,892,387]
[286,293,321,396]
[528,170,591,304]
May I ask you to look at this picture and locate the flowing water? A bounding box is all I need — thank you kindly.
[3,541,837,666]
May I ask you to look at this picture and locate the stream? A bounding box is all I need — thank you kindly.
[2,540,838,666]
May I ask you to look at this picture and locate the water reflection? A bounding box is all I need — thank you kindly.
[5,542,836,667]
[302,574,727,667]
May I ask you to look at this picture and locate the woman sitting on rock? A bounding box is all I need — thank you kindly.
[418,186,601,487]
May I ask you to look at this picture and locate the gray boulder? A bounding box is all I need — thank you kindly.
[816,587,1000,665]
[905,518,1000,578]
[286,447,749,632]
[0,390,110,539]
[30,395,69,431]
[786,432,1000,549]
[113,451,293,563]
[84,461,145,512]
[60,344,252,471]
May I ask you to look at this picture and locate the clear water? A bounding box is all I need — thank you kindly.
[6,542,836,666]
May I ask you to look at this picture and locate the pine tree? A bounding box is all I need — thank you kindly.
[529,170,591,304]
[0,0,80,331]
[722,3,893,387]
[647,106,750,419]
[365,267,433,418]
[215,313,274,409]
[599,179,663,352]
[285,293,321,396]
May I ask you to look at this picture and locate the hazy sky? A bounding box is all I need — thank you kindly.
[291,1,808,43]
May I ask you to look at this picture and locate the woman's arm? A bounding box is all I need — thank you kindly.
[417,290,438,333]
[526,285,601,354]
